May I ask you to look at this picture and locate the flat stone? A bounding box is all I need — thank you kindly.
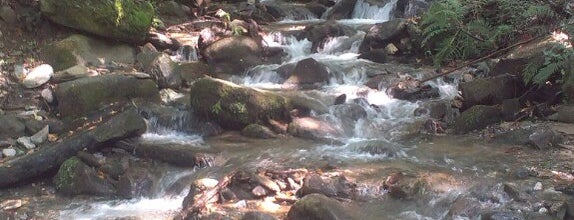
[22,64,53,88]
[30,125,49,144]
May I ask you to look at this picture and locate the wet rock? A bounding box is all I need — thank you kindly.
[388,84,440,101]
[22,64,53,88]
[126,143,214,167]
[175,62,212,86]
[548,105,574,123]
[358,49,387,63]
[283,58,330,88]
[305,2,328,18]
[137,51,179,89]
[242,124,277,139]
[297,174,337,197]
[51,65,90,83]
[528,127,563,149]
[322,0,357,19]
[452,105,501,134]
[297,22,355,52]
[241,211,278,220]
[501,98,521,121]
[0,115,26,139]
[512,167,530,179]
[0,6,18,25]
[202,36,264,75]
[364,74,399,90]
[503,183,527,201]
[41,34,137,71]
[17,137,35,149]
[54,157,116,196]
[55,74,159,118]
[446,197,481,219]
[480,211,524,220]
[41,88,54,103]
[189,77,291,130]
[394,0,430,18]
[331,103,367,135]
[459,74,524,110]
[118,167,155,198]
[287,193,354,220]
[41,0,154,43]
[288,117,342,140]
[359,19,410,54]
[156,0,189,20]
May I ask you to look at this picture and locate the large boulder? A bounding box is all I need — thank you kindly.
[548,105,574,123]
[287,194,355,220]
[0,115,26,139]
[137,51,180,89]
[40,0,154,43]
[55,75,160,118]
[283,58,330,88]
[452,105,501,134]
[459,75,524,109]
[297,22,355,52]
[202,36,264,75]
[189,77,291,130]
[288,117,343,140]
[358,19,410,54]
[41,34,137,71]
[53,157,116,196]
[175,61,212,86]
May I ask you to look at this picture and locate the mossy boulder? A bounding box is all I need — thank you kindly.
[42,34,137,71]
[202,36,264,75]
[189,77,291,130]
[459,75,524,110]
[54,157,116,196]
[41,0,154,43]
[55,75,160,118]
[452,105,501,134]
[287,194,355,220]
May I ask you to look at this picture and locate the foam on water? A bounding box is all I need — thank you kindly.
[352,0,397,21]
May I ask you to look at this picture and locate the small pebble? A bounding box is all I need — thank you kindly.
[2,148,16,157]
[534,182,543,191]
[538,207,548,214]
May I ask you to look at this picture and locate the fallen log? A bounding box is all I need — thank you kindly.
[0,109,146,187]
[115,141,216,168]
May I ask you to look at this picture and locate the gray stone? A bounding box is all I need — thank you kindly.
[13,64,25,80]
[359,19,410,54]
[22,64,53,88]
[137,51,179,89]
[41,88,54,103]
[242,124,277,139]
[284,58,330,87]
[287,194,354,220]
[241,211,278,220]
[459,74,524,110]
[528,127,562,150]
[54,157,116,196]
[203,36,264,75]
[288,117,342,140]
[52,65,89,82]
[17,137,35,149]
[548,105,574,123]
[0,115,26,139]
[0,6,18,25]
[322,0,357,19]
[30,125,49,144]
[452,105,501,134]
[2,148,17,157]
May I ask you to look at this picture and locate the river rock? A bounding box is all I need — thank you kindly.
[331,103,367,136]
[137,51,179,89]
[358,49,388,63]
[297,22,355,52]
[322,0,357,19]
[176,62,212,86]
[30,125,49,144]
[202,36,264,75]
[284,58,330,88]
[41,0,154,43]
[480,211,525,220]
[241,211,278,220]
[548,105,574,123]
[41,88,54,103]
[17,137,35,149]
[189,77,291,130]
[359,19,410,54]
[41,34,137,71]
[288,117,342,140]
[0,115,26,139]
[54,157,116,196]
[459,74,524,110]
[242,124,277,139]
[51,65,90,83]
[394,0,430,18]
[0,6,17,25]
[348,139,402,157]
[117,167,155,198]
[528,127,563,150]
[452,105,501,134]
[22,64,53,88]
[55,74,160,118]
[287,193,354,220]
[2,148,17,157]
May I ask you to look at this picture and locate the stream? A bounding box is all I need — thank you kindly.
[1,1,571,220]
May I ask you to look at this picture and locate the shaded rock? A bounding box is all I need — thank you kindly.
[331,103,367,135]
[459,75,524,109]
[0,115,25,139]
[288,117,342,140]
[416,100,456,123]
[359,19,410,54]
[55,74,160,118]
[175,61,212,86]
[297,174,338,197]
[189,77,291,130]
[22,64,53,88]
[358,49,387,63]
[388,84,440,101]
[17,137,35,149]
[242,124,277,139]
[528,127,563,150]
[54,157,116,196]
[202,36,263,75]
[51,65,90,83]
[137,51,179,89]
[41,34,137,71]
[287,193,354,220]
[480,211,524,220]
[322,0,357,19]
[283,58,330,88]
[364,74,399,90]
[117,167,155,198]
[548,105,574,123]
[41,0,154,43]
[30,125,49,145]
[297,22,355,52]
[41,88,54,103]
[305,2,328,18]
[0,6,18,25]
[126,143,215,167]
[394,0,430,18]
[241,211,278,220]
[348,139,402,157]
[501,98,521,121]
[452,105,501,134]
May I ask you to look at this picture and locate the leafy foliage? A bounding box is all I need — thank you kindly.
[522,36,574,87]
[420,0,562,66]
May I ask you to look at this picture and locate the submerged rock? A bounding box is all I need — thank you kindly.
[287,193,355,220]
[41,0,154,43]
[189,77,291,130]
[288,117,342,140]
[241,124,277,139]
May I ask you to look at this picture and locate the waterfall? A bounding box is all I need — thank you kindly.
[351,0,398,21]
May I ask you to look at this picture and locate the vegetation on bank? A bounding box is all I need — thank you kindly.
[418,0,574,93]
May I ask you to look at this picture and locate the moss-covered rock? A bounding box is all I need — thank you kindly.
[189,77,291,130]
[241,124,277,139]
[41,0,154,43]
[55,74,160,118]
[42,34,137,71]
[54,157,116,196]
[452,105,501,134]
[202,36,264,75]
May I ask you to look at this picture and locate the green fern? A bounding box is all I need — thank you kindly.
[523,45,574,87]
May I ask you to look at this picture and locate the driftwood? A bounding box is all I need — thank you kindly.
[176,171,235,220]
[0,109,146,187]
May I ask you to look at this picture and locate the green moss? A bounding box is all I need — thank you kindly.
[54,157,81,190]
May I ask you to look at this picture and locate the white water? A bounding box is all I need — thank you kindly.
[352,0,398,21]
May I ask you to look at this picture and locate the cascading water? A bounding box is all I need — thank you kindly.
[351,0,398,21]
